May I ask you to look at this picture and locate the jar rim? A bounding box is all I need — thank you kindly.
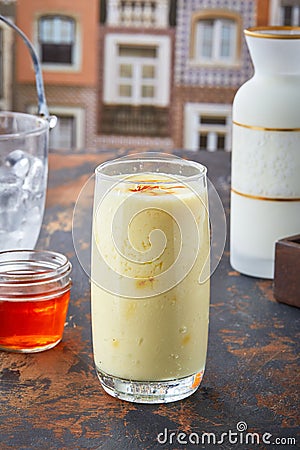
[245,26,300,40]
[0,250,72,300]
[0,249,70,277]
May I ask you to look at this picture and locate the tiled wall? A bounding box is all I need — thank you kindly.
[174,0,256,87]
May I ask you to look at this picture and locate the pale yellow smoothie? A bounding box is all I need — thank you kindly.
[91,174,210,381]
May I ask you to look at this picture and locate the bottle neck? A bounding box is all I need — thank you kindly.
[246,35,300,76]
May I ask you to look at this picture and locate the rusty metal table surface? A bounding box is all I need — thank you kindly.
[0,149,299,450]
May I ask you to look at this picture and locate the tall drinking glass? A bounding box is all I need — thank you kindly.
[91,153,210,403]
[0,112,49,250]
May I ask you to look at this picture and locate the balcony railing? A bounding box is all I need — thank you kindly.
[101,105,169,137]
[107,0,169,28]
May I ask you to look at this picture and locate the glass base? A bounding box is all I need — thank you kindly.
[0,338,62,353]
[96,368,204,403]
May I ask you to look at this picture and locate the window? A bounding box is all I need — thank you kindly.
[117,45,157,103]
[270,0,300,26]
[190,11,241,66]
[50,115,76,149]
[28,106,84,150]
[38,15,76,65]
[46,107,84,150]
[104,34,171,106]
[184,103,232,152]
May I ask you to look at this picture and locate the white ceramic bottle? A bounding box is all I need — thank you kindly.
[231,27,300,279]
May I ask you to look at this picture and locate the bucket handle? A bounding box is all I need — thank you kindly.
[0,15,56,128]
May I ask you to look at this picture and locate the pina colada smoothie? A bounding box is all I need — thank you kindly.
[91,174,210,382]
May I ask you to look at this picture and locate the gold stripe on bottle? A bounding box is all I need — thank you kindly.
[231,188,300,202]
[244,26,300,39]
[233,121,300,132]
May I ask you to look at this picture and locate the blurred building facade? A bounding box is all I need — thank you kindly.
[173,0,255,151]
[12,0,99,151]
[97,0,175,150]
[0,0,299,151]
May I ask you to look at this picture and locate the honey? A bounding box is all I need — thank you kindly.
[0,250,72,352]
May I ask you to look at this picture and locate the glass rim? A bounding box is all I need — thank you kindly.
[95,152,207,184]
[244,26,300,39]
[0,111,49,140]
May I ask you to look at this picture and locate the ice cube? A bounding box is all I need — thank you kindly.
[17,206,42,247]
[0,206,25,232]
[0,229,23,251]
[27,206,42,224]
[23,157,45,193]
[5,149,30,179]
[5,149,25,165]
[0,169,22,211]
[0,171,25,232]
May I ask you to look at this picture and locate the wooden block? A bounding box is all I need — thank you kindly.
[274,234,300,308]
